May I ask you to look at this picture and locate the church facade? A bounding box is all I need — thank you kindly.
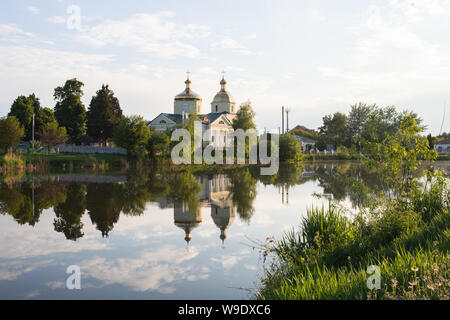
[147,74,238,149]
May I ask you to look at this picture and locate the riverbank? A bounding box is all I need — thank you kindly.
[304,153,450,161]
[255,181,449,300]
[0,152,129,173]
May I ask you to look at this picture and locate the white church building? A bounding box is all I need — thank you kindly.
[147,74,238,149]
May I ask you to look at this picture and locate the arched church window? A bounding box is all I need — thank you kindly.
[219,121,225,124]
[216,105,218,112]
[159,120,167,124]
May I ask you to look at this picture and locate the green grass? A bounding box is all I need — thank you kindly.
[15,152,129,170]
[256,187,450,300]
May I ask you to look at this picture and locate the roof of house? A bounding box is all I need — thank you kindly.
[148,112,234,126]
[292,125,316,133]
[295,135,317,144]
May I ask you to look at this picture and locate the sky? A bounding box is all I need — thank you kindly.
[0,0,449,135]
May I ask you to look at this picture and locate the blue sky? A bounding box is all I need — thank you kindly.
[1,0,449,134]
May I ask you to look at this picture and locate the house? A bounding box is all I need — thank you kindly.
[148,74,237,149]
[434,138,450,154]
[295,135,317,152]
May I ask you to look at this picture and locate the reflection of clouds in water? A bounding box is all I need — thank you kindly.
[0,214,108,259]
[78,246,209,294]
[196,228,216,238]
[45,281,65,289]
[0,259,55,281]
[211,255,244,269]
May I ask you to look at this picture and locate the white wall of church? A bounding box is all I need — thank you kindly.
[174,100,202,115]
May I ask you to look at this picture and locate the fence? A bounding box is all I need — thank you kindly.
[55,145,127,155]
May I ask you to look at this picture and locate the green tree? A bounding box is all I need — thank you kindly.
[279,133,303,162]
[359,114,437,195]
[8,95,34,140]
[318,112,349,149]
[87,84,123,145]
[347,103,376,143]
[35,107,57,137]
[39,121,67,152]
[0,116,24,151]
[147,131,171,159]
[232,100,256,131]
[54,78,86,143]
[112,115,151,159]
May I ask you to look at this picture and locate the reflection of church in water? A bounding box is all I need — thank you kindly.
[173,175,235,247]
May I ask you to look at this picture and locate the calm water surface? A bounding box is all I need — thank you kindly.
[0,162,448,299]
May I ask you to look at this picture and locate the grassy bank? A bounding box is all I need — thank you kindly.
[1,152,129,172]
[256,178,449,300]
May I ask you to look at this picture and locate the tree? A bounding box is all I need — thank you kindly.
[147,131,171,159]
[39,121,67,152]
[87,84,123,145]
[318,112,349,149]
[35,107,57,137]
[359,114,437,195]
[54,78,87,143]
[347,103,376,143]
[279,133,303,162]
[232,100,256,131]
[9,95,34,140]
[112,115,151,159]
[0,116,24,152]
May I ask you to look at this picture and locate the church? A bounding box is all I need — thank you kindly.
[147,73,238,149]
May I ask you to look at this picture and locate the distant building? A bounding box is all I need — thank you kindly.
[434,138,450,154]
[295,135,317,152]
[147,74,237,150]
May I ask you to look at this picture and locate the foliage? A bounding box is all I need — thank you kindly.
[318,103,425,151]
[0,150,24,168]
[54,78,87,143]
[87,84,123,144]
[256,113,449,300]
[358,114,437,195]
[318,112,349,149]
[0,116,24,151]
[279,133,303,162]
[147,131,171,159]
[232,100,256,131]
[39,121,67,152]
[112,115,151,160]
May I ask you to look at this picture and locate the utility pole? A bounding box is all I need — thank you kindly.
[285,107,290,132]
[281,106,284,134]
[32,113,35,153]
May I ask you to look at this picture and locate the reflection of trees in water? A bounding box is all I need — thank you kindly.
[228,169,257,223]
[54,183,86,240]
[1,162,422,239]
[87,183,122,237]
[0,180,66,226]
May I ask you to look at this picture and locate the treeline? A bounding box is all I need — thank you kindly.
[307,103,426,151]
[1,78,125,153]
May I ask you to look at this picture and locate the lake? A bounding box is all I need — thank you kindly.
[0,161,448,299]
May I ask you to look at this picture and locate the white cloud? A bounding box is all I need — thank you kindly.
[0,24,34,40]
[307,8,325,22]
[317,0,450,105]
[211,37,251,55]
[26,6,40,15]
[46,16,66,24]
[77,12,210,59]
[78,246,208,293]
